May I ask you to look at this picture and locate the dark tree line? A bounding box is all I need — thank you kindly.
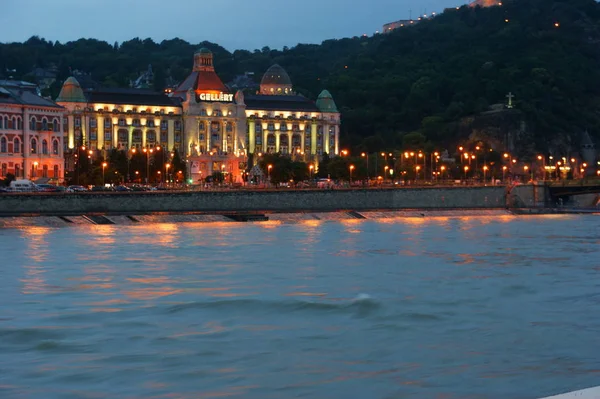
[2,0,600,155]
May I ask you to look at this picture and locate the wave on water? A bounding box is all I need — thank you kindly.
[166,294,382,317]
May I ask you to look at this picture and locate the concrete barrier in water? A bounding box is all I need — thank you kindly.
[0,186,510,217]
[538,386,600,399]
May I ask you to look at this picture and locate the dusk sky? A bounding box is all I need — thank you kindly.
[2,0,469,51]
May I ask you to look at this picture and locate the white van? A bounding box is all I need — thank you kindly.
[8,179,38,192]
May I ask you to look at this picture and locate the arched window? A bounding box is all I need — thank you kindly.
[0,137,6,153]
[30,117,36,131]
[31,138,37,154]
[42,140,48,155]
[1,163,6,177]
[199,122,205,131]
[2,116,7,129]
[53,118,60,132]
[53,165,59,178]
[16,117,22,130]
[0,116,3,129]
[13,138,20,154]
[42,118,48,131]
[42,165,48,178]
[52,140,59,155]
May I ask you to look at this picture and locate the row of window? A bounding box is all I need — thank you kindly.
[0,137,60,155]
[75,130,182,144]
[75,118,180,130]
[251,124,337,134]
[29,116,61,132]
[250,113,338,122]
[0,115,23,130]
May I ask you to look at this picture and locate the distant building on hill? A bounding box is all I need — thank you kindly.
[383,19,418,33]
[469,0,502,7]
[131,64,154,89]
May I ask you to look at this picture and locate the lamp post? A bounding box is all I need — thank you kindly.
[361,152,369,182]
[309,164,314,180]
[165,163,171,187]
[464,165,469,182]
[32,161,38,179]
[143,147,153,185]
[440,165,446,182]
[537,155,545,181]
[483,165,488,185]
[502,166,507,182]
[102,162,107,186]
[349,164,355,184]
[267,164,272,185]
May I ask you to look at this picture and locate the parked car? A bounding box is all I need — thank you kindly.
[36,184,61,192]
[67,185,87,192]
[114,185,131,192]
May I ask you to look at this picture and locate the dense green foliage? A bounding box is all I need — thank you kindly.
[2,0,599,154]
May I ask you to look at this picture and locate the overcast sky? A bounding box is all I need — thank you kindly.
[1,0,469,51]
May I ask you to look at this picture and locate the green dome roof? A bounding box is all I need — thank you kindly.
[316,89,338,113]
[56,77,87,103]
[195,47,212,55]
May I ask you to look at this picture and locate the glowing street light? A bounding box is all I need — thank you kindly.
[267,164,273,183]
[309,164,314,180]
[464,165,469,181]
[483,165,489,184]
[361,152,369,180]
[102,162,108,185]
[349,164,355,182]
[165,163,171,186]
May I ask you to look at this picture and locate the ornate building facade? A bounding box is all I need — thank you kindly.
[0,80,65,181]
[55,48,340,184]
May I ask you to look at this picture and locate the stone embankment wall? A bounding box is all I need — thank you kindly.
[0,186,510,216]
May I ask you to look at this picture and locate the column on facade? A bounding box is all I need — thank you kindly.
[324,123,330,154]
[248,119,256,154]
[82,114,88,146]
[167,119,174,151]
[128,126,133,149]
[97,115,104,149]
[275,128,281,153]
[262,123,268,153]
[112,122,118,149]
[68,114,75,149]
[58,114,64,159]
[287,132,292,155]
[300,124,305,154]
[142,127,147,148]
[222,122,228,152]
[310,122,317,156]
[23,108,30,179]
[334,125,339,155]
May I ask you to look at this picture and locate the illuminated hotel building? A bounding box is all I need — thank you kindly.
[56,79,182,153]
[56,48,340,183]
[0,80,65,181]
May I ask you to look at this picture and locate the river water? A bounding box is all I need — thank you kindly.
[0,215,599,399]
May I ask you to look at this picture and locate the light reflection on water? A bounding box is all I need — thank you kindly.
[0,215,599,399]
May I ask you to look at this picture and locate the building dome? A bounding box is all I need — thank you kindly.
[195,47,212,55]
[316,89,338,113]
[56,76,87,103]
[260,64,293,95]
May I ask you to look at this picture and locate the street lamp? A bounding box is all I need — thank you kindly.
[361,152,369,181]
[349,164,355,183]
[267,164,272,184]
[483,165,489,185]
[102,162,107,186]
[309,164,314,180]
[143,147,154,185]
[502,166,507,182]
[464,165,469,181]
[32,161,38,179]
[524,165,529,182]
[165,163,171,187]
[440,165,446,181]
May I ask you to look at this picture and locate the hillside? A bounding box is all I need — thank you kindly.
[1,0,599,155]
